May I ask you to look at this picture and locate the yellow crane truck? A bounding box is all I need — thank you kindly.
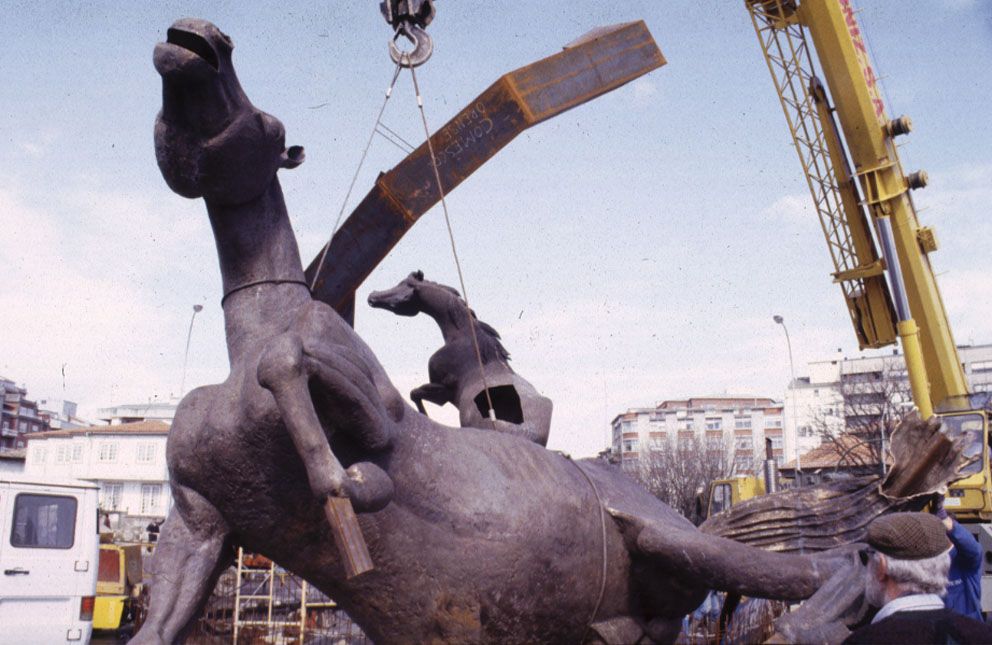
[743,0,992,609]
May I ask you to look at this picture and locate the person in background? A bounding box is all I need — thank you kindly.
[934,495,983,621]
[844,512,992,644]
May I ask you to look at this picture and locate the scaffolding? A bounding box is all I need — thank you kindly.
[231,548,359,644]
[134,547,369,644]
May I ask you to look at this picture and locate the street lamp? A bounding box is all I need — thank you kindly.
[773,315,801,480]
[179,304,204,398]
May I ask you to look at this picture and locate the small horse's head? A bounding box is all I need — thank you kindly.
[367,270,428,316]
[153,19,304,205]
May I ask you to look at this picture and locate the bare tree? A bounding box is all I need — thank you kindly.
[802,360,911,471]
[633,434,735,518]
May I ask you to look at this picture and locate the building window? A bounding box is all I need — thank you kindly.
[765,418,783,428]
[972,360,992,375]
[768,436,784,450]
[98,442,118,462]
[72,444,83,463]
[18,420,27,432]
[622,439,639,453]
[734,417,752,430]
[33,448,46,464]
[735,437,752,451]
[141,484,162,515]
[55,444,70,463]
[705,418,722,431]
[137,443,156,463]
[101,482,124,511]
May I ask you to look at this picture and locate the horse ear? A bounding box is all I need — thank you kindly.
[412,270,424,281]
[280,146,305,169]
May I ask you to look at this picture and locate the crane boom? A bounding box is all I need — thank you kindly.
[747,0,991,520]
[745,0,969,413]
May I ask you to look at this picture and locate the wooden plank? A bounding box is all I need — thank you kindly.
[324,496,373,579]
[306,21,665,315]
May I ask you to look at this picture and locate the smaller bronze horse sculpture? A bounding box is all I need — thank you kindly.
[369,271,553,446]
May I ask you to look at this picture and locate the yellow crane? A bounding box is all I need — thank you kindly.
[744,0,990,518]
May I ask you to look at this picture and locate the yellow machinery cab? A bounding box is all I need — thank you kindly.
[707,476,766,520]
[93,543,144,631]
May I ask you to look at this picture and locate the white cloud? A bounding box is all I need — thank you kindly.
[761,193,812,225]
[630,78,658,108]
[0,181,227,418]
[15,128,60,158]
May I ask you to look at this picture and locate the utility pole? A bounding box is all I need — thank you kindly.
[179,304,204,398]
[773,315,801,482]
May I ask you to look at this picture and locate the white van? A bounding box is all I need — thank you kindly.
[0,476,99,644]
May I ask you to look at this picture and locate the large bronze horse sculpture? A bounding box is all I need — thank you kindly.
[369,271,553,446]
[135,19,968,644]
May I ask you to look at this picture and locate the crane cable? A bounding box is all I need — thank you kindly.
[310,62,404,291]
[406,61,497,427]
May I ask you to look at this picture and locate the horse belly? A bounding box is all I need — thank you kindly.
[355,430,629,642]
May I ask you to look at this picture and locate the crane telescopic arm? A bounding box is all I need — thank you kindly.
[746,0,969,416]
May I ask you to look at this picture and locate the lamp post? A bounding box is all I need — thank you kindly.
[773,315,801,481]
[179,304,204,398]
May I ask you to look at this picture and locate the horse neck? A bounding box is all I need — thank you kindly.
[419,287,471,344]
[206,180,310,365]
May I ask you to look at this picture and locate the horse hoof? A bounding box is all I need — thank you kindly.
[344,462,394,512]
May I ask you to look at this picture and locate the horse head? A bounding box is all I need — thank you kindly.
[367,270,431,316]
[153,18,304,205]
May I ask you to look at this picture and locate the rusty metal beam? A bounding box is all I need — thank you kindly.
[305,21,665,318]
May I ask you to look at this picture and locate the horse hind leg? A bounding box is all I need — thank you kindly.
[131,485,232,644]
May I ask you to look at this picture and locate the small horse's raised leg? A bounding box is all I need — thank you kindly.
[131,485,232,645]
[410,382,452,415]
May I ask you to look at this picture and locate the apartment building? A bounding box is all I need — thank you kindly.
[610,396,785,475]
[24,420,171,541]
[785,343,992,459]
[97,399,178,425]
[0,377,50,451]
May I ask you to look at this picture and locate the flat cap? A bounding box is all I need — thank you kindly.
[866,512,951,560]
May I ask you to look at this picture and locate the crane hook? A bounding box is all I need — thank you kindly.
[380,0,435,68]
[390,23,433,68]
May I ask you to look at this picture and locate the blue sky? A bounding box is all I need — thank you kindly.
[1,2,990,456]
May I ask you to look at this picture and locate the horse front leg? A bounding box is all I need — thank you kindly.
[258,332,378,578]
[410,382,453,416]
[131,485,232,645]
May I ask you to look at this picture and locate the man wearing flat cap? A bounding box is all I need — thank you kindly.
[844,512,992,644]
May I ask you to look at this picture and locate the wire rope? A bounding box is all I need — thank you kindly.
[407,62,497,426]
[310,62,404,291]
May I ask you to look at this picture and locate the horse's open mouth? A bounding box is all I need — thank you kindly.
[166,27,219,70]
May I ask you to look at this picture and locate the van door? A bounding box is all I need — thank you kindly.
[0,483,7,581]
[0,486,92,644]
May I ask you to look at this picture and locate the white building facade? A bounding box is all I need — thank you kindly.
[784,343,992,460]
[97,400,178,425]
[24,421,171,540]
[611,396,784,475]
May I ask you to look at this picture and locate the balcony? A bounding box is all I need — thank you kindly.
[1,427,18,437]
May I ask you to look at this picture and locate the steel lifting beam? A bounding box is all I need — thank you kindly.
[305,21,665,322]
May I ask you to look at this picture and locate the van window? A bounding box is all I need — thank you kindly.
[10,494,78,549]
